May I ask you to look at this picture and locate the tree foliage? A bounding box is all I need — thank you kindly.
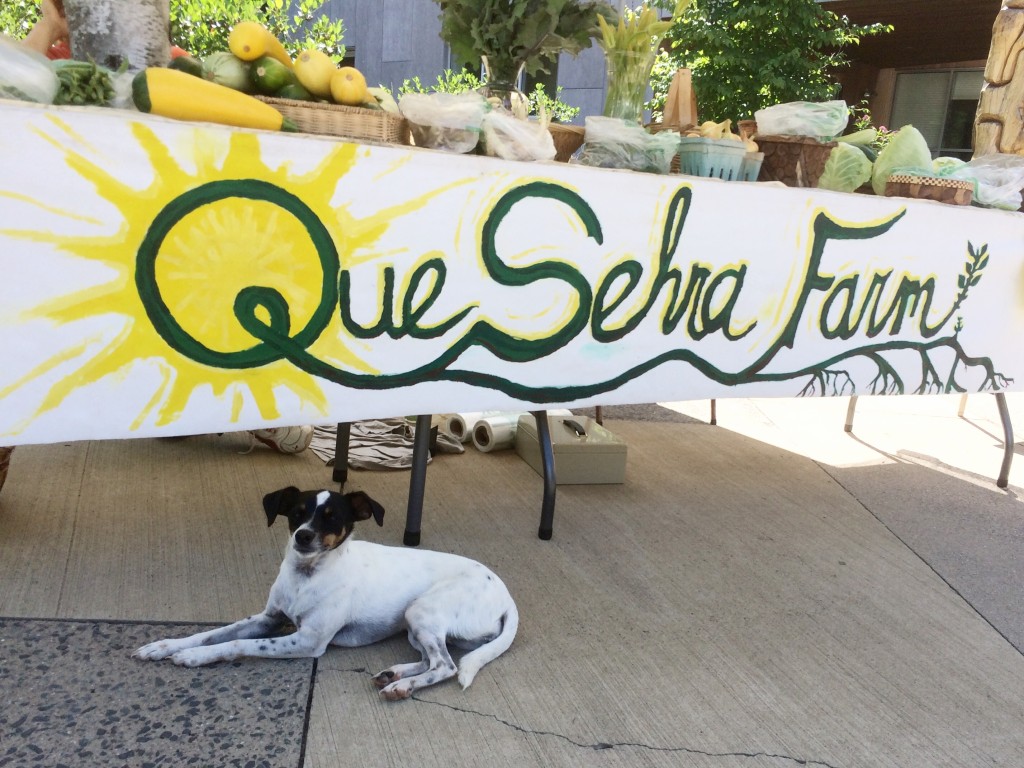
[0,0,346,60]
[654,0,891,122]
[0,0,43,39]
[170,0,344,60]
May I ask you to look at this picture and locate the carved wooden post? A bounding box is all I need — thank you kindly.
[975,0,1024,156]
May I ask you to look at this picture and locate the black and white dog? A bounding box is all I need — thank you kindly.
[135,487,519,700]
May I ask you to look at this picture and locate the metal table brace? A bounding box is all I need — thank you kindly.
[332,410,557,545]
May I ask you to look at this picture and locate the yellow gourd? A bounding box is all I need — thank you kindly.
[132,67,297,132]
[330,66,368,106]
[228,21,293,69]
[294,49,336,99]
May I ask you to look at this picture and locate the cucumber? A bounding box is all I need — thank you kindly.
[249,55,297,94]
[275,82,314,101]
[837,127,878,146]
[854,144,878,162]
[168,55,204,78]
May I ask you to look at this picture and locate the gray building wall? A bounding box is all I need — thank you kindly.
[316,0,607,124]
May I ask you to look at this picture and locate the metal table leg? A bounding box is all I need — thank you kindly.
[994,392,1014,489]
[332,422,350,488]
[844,395,858,433]
[403,414,433,547]
[532,410,556,540]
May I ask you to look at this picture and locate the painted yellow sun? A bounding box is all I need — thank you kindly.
[1,116,396,433]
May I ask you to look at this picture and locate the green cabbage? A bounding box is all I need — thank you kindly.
[818,142,873,193]
[933,156,966,176]
[871,125,933,195]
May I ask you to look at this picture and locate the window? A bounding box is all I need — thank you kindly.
[888,69,984,160]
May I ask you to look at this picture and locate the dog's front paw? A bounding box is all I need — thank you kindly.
[372,669,399,689]
[134,639,182,661]
[379,680,414,701]
[170,647,222,667]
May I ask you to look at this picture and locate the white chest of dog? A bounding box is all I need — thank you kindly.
[135,486,519,700]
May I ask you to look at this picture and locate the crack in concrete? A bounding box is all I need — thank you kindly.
[410,694,842,767]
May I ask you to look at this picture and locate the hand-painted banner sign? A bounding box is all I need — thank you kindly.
[2,100,1023,445]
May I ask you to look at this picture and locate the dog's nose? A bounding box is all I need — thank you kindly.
[294,529,316,548]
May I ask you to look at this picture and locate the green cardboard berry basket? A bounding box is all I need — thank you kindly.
[677,137,747,180]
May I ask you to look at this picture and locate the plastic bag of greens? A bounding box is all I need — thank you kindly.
[932,156,966,176]
[577,116,679,174]
[871,125,933,195]
[818,141,873,193]
[947,154,1024,210]
[399,91,489,153]
[0,35,59,104]
[481,110,556,162]
[754,100,849,140]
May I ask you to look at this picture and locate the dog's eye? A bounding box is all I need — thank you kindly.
[322,507,333,518]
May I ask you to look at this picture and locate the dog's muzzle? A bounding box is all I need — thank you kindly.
[293,528,318,554]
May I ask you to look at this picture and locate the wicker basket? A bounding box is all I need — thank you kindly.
[885,174,974,206]
[256,96,411,145]
[548,123,585,163]
[756,134,836,187]
[677,137,747,180]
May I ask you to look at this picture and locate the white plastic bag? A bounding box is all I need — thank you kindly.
[948,154,1024,210]
[481,111,556,162]
[754,100,849,140]
[578,116,679,174]
[0,35,59,104]
[398,91,489,153]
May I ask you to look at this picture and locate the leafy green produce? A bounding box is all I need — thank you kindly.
[871,125,933,195]
[53,59,116,106]
[818,141,872,194]
[434,0,616,80]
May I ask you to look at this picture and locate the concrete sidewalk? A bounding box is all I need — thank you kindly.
[0,394,1022,767]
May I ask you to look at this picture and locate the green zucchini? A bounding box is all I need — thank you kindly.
[275,82,314,101]
[249,55,297,94]
[168,55,204,78]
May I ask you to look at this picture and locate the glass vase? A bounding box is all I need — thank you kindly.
[602,49,658,124]
[479,55,528,119]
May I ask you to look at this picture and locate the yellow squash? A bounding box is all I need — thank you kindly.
[294,49,336,99]
[228,21,293,69]
[330,66,368,106]
[132,67,297,132]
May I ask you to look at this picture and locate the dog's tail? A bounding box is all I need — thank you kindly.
[457,602,519,689]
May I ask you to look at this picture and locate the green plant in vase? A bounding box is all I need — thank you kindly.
[433,0,616,114]
[598,0,689,123]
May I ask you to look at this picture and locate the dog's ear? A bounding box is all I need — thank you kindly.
[346,491,385,527]
[263,486,301,527]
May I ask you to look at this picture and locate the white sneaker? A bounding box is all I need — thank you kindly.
[251,426,313,454]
